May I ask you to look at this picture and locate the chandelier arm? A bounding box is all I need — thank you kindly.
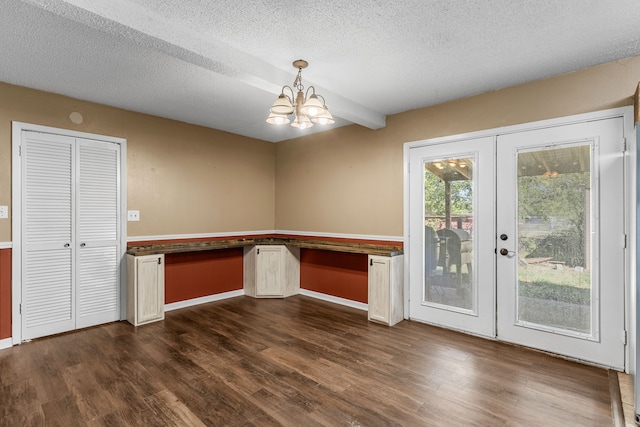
[304,86,317,99]
[281,86,296,105]
[315,93,327,106]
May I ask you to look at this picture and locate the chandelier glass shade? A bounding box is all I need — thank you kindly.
[267,60,334,129]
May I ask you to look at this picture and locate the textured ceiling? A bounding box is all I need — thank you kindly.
[2,0,640,142]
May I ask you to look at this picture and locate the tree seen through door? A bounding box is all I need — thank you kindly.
[516,144,592,334]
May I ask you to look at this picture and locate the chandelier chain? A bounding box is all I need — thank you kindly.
[293,67,304,92]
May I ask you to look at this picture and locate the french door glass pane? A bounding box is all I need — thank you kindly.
[516,144,592,335]
[424,157,474,311]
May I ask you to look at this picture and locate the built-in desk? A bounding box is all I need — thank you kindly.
[126,236,404,326]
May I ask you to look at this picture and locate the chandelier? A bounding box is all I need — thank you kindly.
[266,59,334,129]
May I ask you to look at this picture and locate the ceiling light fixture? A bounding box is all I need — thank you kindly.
[266,59,334,129]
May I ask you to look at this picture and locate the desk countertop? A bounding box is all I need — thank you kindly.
[127,237,403,257]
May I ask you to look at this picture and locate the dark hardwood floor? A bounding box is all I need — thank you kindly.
[0,295,615,426]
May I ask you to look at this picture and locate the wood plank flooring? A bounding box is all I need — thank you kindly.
[0,295,615,426]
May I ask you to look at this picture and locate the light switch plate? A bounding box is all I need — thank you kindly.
[127,210,140,221]
[0,206,7,219]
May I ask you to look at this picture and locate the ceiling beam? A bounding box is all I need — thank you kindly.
[21,0,386,130]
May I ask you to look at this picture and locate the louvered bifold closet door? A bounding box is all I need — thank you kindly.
[76,138,121,328]
[22,132,76,340]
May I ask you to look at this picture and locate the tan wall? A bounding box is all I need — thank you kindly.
[0,82,275,241]
[2,55,639,242]
[275,56,640,237]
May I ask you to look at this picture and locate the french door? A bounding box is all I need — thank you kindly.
[496,118,625,368]
[17,129,123,341]
[408,136,496,337]
[407,114,627,369]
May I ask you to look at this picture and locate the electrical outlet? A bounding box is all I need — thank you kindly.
[127,210,140,221]
[0,206,7,219]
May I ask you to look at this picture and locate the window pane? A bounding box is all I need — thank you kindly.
[517,144,592,335]
[424,157,474,311]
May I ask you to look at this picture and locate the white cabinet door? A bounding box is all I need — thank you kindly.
[256,246,284,296]
[368,256,390,323]
[368,255,404,326]
[136,255,164,324]
[243,245,300,298]
[127,254,164,326]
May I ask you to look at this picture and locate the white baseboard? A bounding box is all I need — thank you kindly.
[0,337,13,350]
[164,288,367,314]
[298,289,368,311]
[164,289,245,312]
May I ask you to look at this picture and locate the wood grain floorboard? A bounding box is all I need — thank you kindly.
[0,295,616,426]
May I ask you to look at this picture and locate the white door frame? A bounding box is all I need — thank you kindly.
[11,122,128,345]
[403,106,636,371]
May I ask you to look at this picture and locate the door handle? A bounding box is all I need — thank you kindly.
[80,243,86,247]
[499,248,516,258]
[64,243,70,248]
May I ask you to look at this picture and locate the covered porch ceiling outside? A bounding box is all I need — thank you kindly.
[425,145,589,182]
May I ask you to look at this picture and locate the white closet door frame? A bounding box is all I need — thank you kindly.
[11,122,127,345]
